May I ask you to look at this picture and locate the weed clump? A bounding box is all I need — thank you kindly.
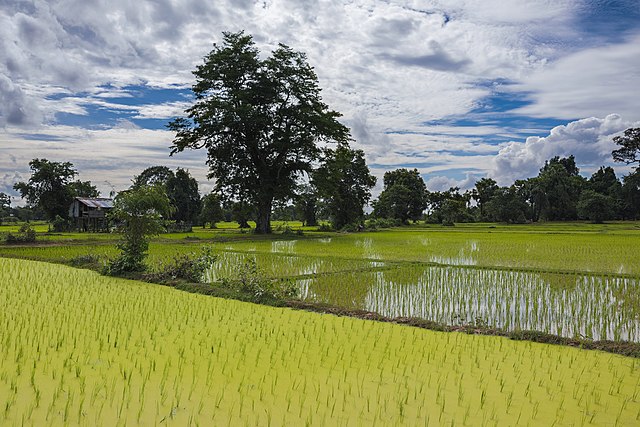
[219,259,298,303]
[4,224,36,244]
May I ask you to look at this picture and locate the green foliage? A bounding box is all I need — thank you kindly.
[166,168,201,224]
[0,192,10,226]
[4,223,36,244]
[612,127,640,166]
[426,187,472,225]
[294,185,318,226]
[13,159,77,222]
[577,190,614,223]
[152,246,217,283]
[485,186,528,223]
[471,178,499,220]
[13,159,99,225]
[314,146,376,230]
[200,193,224,228]
[69,254,102,268]
[219,259,298,302]
[535,156,585,221]
[131,166,174,188]
[169,31,350,234]
[105,186,173,275]
[373,168,427,223]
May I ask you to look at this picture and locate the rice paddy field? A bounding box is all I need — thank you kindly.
[1,221,640,342]
[1,258,639,425]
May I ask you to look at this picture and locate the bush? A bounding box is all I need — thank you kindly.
[317,223,333,232]
[219,259,298,302]
[70,254,101,268]
[155,246,217,283]
[5,224,36,244]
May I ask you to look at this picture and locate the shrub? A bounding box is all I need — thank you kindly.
[219,259,298,302]
[5,224,36,244]
[317,223,333,232]
[154,246,217,283]
[70,254,102,268]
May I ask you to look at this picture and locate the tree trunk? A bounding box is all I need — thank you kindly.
[255,197,273,234]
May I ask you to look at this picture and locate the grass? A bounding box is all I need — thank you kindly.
[1,258,639,425]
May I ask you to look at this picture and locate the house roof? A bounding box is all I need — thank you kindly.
[75,197,114,209]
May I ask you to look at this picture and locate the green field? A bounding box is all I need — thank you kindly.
[1,258,639,425]
[1,222,640,342]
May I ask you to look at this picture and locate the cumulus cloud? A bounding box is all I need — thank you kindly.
[426,172,480,192]
[490,114,639,184]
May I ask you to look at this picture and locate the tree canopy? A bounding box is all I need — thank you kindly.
[13,159,98,226]
[612,128,640,167]
[314,146,376,229]
[106,185,173,273]
[169,31,351,234]
[373,168,427,223]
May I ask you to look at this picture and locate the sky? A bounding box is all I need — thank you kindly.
[1,0,639,204]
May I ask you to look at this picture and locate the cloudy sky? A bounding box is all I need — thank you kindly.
[1,0,639,203]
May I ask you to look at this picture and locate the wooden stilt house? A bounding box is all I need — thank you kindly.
[68,197,114,232]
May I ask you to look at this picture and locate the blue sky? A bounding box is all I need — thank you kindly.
[1,0,639,202]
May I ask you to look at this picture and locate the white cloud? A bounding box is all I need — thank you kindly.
[490,114,639,184]
[0,125,214,202]
[1,0,639,199]
[513,32,640,121]
[426,172,480,192]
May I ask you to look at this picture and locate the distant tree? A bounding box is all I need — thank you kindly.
[426,187,472,225]
[230,201,253,229]
[166,168,201,224]
[68,180,100,198]
[589,166,621,196]
[169,31,350,234]
[106,186,173,274]
[0,192,10,225]
[612,128,640,167]
[621,171,640,220]
[314,147,376,229]
[577,190,614,224]
[485,186,528,223]
[294,185,318,226]
[132,166,174,189]
[373,168,427,223]
[588,166,622,218]
[13,159,98,227]
[471,178,499,220]
[200,193,224,228]
[535,156,585,221]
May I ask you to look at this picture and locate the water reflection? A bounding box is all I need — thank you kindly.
[298,266,640,342]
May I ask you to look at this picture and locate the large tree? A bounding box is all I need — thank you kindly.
[169,32,350,234]
[13,158,98,224]
[313,146,376,229]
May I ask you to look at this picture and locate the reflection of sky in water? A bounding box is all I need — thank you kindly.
[429,240,479,266]
[355,237,382,260]
[271,240,297,254]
